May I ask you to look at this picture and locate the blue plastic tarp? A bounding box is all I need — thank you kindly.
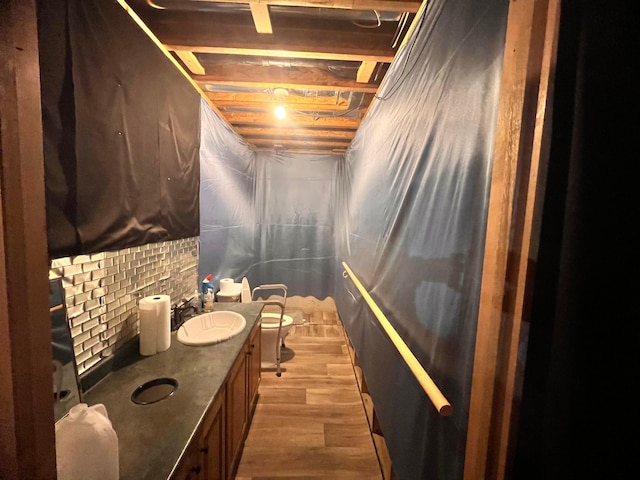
[198,0,508,477]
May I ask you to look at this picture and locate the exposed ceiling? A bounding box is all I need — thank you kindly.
[125,0,422,155]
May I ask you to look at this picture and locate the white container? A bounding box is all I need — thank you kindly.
[55,403,119,480]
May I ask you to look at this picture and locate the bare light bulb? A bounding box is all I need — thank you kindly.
[274,105,286,119]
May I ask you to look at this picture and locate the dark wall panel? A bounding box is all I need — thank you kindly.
[39,0,200,257]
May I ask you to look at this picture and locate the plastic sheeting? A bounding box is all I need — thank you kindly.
[198,102,257,288]
[198,0,508,476]
[335,0,508,478]
[198,100,340,297]
[40,0,201,257]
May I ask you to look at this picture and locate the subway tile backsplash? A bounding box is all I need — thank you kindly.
[49,237,199,375]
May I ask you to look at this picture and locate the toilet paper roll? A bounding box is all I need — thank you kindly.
[138,295,171,355]
[219,278,235,294]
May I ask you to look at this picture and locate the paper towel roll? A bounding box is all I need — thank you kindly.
[220,278,235,294]
[138,295,171,355]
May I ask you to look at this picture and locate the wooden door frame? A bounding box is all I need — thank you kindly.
[0,0,56,478]
[464,0,561,479]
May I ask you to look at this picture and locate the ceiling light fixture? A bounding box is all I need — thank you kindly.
[273,88,289,120]
[274,105,286,120]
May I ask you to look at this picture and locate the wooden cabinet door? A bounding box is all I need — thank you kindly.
[225,350,247,476]
[247,321,261,415]
[200,389,225,480]
[172,444,202,480]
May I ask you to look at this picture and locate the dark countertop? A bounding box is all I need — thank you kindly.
[83,302,264,480]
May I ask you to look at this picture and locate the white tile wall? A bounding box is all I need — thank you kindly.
[49,237,199,375]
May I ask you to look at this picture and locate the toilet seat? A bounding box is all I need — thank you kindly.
[260,313,293,329]
[241,277,251,303]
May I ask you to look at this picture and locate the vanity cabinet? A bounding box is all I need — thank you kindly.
[172,320,261,480]
[172,442,202,480]
[225,345,247,475]
[226,320,261,476]
[247,320,261,413]
[200,390,225,480]
[172,387,225,480]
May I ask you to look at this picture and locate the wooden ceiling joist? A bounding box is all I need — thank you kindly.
[237,126,356,140]
[159,20,398,62]
[168,45,395,63]
[207,92,357,112]
[249,3,273,34]
[195,63,380,93]
[251,138,351,148]
[222,111,362,128]
[127,0,415,156]
[199,0,421,13]
[254,147,347,155]
[357,60,378,83]
[218,102,358,112]
[207,91,350,107]
[174,50,205,75]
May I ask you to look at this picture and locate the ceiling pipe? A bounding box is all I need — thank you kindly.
[147,0,404,22]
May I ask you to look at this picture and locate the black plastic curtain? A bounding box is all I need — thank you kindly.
[40,0,200,257]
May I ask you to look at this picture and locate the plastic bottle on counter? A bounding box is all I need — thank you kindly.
[204,288,214,312]
[55,403,119,480]
[201,274,214,295]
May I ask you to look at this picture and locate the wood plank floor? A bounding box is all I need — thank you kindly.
[234,298,383,480]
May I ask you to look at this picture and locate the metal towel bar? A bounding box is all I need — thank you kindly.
[342,262,452,416]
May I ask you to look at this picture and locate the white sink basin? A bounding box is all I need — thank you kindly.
[177,311,246,346]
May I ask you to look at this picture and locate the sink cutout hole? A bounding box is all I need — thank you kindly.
[131,377,178,405]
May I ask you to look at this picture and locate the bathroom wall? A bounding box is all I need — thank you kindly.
[48,237,199,375]
[39,0,201,258]
[335,0,509,478]
[198,99,340,297]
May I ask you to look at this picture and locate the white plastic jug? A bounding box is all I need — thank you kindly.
[55,403,119,480]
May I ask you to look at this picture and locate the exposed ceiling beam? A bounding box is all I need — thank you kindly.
[237,126,356,139]
[253,147,346,155]
[186,0,421,13]
[128,0,415,153]
[195,63,380,93]
[207,91,350,107]
[209,94,357,113]
[157,19,398,62]
[218,102,357,112]
[222,111,362,128]
[357,61,377,83]
[249,3,273,34]
[199,78,379,94]
[250,138,351,148]
[174,50,205,75]
[167,45,395,63]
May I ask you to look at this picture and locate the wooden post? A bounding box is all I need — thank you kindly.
[0,0,56,478]
[464,0,560,479]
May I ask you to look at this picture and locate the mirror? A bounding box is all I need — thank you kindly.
[50,278,82,422]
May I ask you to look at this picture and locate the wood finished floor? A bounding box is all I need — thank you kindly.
[234,303,383,480]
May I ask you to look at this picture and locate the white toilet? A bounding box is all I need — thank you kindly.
[240,278,293,372]
[260,312,294,368]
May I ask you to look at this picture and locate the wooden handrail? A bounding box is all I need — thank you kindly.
[342,261,452,416]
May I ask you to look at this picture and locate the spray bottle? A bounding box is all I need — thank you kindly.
[202,274,213,295]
